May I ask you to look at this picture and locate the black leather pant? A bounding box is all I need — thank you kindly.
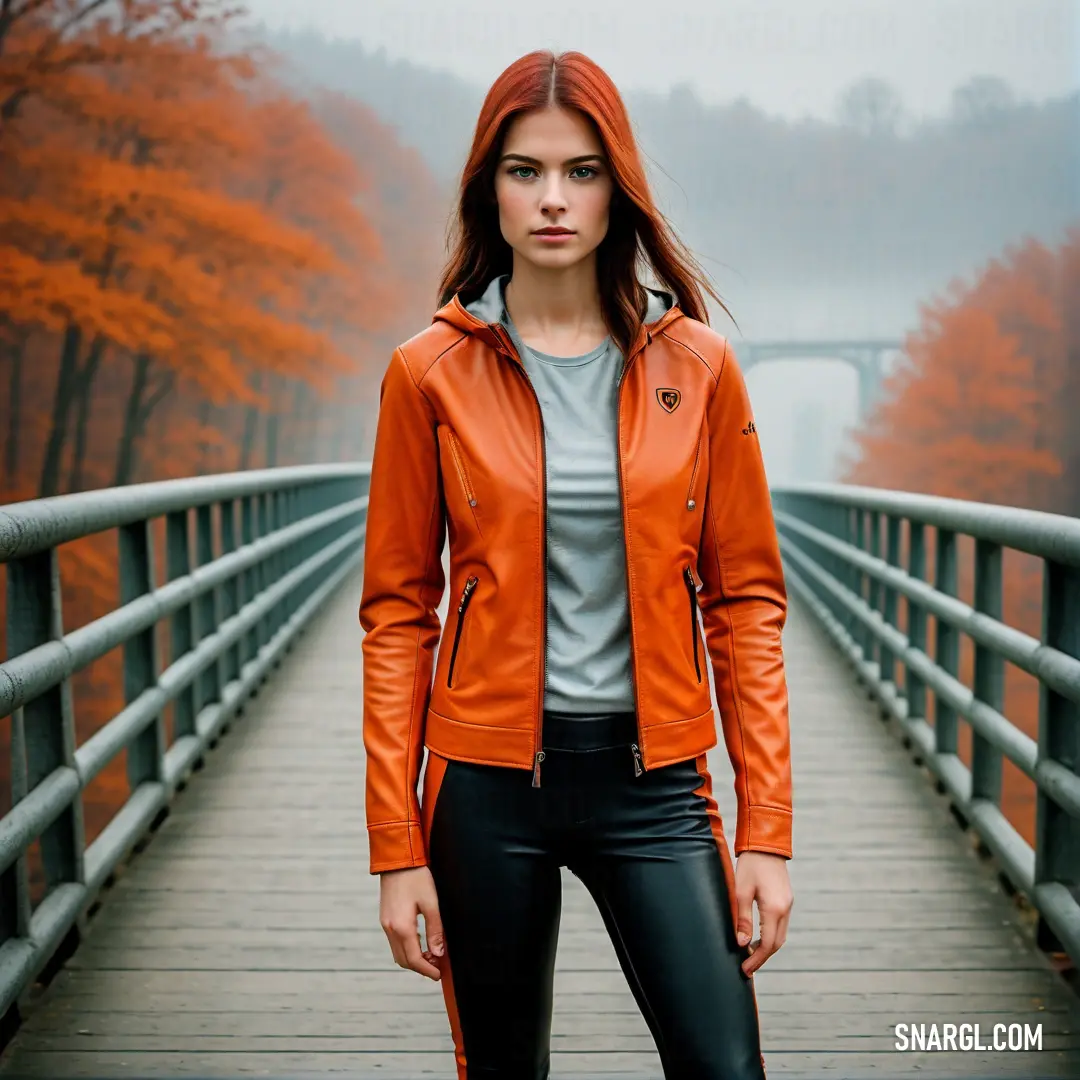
[423,710,767,1080]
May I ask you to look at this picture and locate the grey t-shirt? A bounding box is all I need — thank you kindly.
[465,274,672,716]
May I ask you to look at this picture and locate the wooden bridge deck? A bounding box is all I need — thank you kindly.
[1,568,1078,1078]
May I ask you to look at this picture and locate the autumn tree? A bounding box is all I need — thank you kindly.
[844,235,1072,510]
[1,2,402,496]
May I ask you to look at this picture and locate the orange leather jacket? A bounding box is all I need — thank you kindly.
[359,288,793,874]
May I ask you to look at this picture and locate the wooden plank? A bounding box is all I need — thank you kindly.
[76,925,1029,951]
[17,1007,1077,1040]
[28,992,1077,1016]
[39,966,1078,995]
[11,1029,1080,1052]
[3,1049,1080,1079]
[63,944,1046,973]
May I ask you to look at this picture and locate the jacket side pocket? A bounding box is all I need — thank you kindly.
[447,575,479,688]
[683,565,702,683]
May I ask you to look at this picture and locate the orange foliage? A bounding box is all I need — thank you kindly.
[845,234,1073,507]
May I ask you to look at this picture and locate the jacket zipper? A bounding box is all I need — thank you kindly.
[683,565,702,682]
[447,575,478,687]
[492,318,659,784]
[446,429,478,508]
[686,425,703,511]
[619,328,651,776]
[492,324,549,787]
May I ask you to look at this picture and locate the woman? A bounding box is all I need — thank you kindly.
[359,49,794,1080]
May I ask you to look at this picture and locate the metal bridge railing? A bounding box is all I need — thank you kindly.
[772,482,1080,968]
[0,464,369,1019]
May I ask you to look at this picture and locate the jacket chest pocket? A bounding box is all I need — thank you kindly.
[438,425,483,536]
[685,423,705,512]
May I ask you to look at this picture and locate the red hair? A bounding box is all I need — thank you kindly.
[438,50,734,356]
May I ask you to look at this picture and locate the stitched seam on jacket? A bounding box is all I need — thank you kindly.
[660,330,721,385]
[642,707,714,729]
[399,344,444,866]
[413,332,468,402]
[694,340,752,826]
[427,707,533,734]
[659,332,755,819]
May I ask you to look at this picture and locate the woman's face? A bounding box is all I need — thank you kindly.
[493,105,614,273]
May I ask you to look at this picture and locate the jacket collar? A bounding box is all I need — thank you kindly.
[433,274,684,362]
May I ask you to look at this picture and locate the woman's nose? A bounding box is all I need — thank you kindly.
[538,180,568,213]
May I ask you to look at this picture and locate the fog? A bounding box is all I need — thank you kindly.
[244,0,1078,486]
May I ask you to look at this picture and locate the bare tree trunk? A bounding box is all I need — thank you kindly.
[196,396,211,472]
[38,323,83,497]
[3,329,27,488]
[239,370,261,470]
[114,352,174,486]
[66,336,106,492]
[264,374,280,468]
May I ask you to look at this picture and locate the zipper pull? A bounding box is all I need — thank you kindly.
[457,575,478,612]
[531,750,546,787]
[630,743,643,777]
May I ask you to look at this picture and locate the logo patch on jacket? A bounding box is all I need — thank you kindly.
[742,421,757,435]
[656,388,681,413]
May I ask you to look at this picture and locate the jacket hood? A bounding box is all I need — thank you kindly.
[432,273,683,356]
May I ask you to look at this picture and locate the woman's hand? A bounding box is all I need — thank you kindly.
[379,865,445,980]
[734,851,793,976]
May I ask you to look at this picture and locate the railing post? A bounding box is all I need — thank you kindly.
[1034,559,1080,952]
[264,490,278,635]
[906,521,927,724]
[1,707,32,944]
[166,510,196,738]
[119,521,165,789]
[257,492,272,647]
[241,495,260,662]
[195,504,222,713]
[853,507,868,658]
[880,515,901,691]
[278,488,291,630]
[6,550,85,890]
[840,503,857,642]
[933,528,959,757]
[219,499,241,688]
[283,487,298,622]
[867,510,882,672]
[971,539,1004,810]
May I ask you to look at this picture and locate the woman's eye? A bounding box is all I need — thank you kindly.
[510,166,536,178]
[570,166,596,179]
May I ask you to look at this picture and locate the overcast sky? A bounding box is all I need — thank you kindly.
[244,0,1078,123]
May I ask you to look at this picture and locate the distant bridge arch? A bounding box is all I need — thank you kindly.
[737,339,903,423]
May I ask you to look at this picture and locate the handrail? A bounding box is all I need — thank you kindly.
[0,464,370,1019]
[772,482,1080,969]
